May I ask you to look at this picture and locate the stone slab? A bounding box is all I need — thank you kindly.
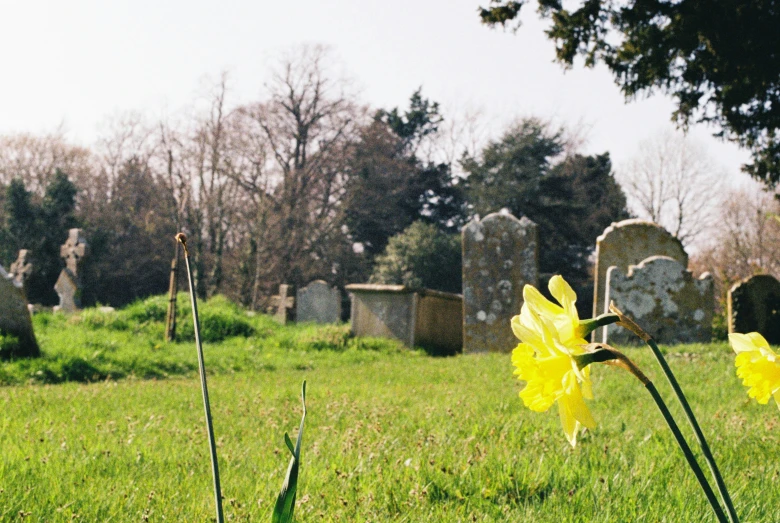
[605,256,713,344]
[462,212,538,353]
[346,284,462,354]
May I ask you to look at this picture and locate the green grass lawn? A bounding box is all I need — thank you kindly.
[1,296,778,521]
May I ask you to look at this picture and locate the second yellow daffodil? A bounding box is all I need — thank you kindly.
[730,332,780,409]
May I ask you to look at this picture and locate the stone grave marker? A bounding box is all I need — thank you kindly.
[346,284,462,354]
[270,284,294,324]
[462,212,538,353]
[296,280,341,324]
[54,228,88,313]
[0,264,39,357]
[592,219,687,340]
[728,274,780,344]
[605,256,714,344]
[9,249,33,296]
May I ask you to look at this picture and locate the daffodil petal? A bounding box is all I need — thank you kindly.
[730,332,768,353]
[562,373,596,429]
[549,275,578,322]
[746,332,771,350]
[511,313,544,348]
[523,284,563,317]
[558,399,580,447]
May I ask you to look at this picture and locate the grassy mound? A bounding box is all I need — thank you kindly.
[0,293,402,386]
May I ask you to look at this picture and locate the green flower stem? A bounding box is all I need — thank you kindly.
[644,381,728,523]
[578,313,620,339]
[177,234,225,523]
[644,337,739,523]
[610,303,738,523]
[578,344,727,522]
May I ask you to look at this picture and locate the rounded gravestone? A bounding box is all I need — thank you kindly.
[296,280,341,324]
[462,212,538,353]
[605,256,713,344]
[728,274,780,344]
[592,219,687,340]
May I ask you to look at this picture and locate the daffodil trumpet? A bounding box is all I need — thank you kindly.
[576,343,728,523]
[610,303,738,523]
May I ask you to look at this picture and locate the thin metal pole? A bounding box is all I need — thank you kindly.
[165,241,180,342]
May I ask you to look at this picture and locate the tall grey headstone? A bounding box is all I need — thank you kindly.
[0,264,39,357]
[297,280,341,324]
[593,219,687,340]
[605,256,713,344]
[462,212,538,353]
[54,228,88,313]
[9,249,33,296]
[728,274,780,344]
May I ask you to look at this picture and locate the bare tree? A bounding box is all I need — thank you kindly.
[693,184,780,289]
[234,44,361,300]
[618,130,724,247]
[0,129,94,195]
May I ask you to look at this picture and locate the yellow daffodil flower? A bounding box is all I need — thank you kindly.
[511,276,595,446]
[730,332,780,409]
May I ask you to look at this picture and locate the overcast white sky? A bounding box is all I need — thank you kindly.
[0,0,753,185]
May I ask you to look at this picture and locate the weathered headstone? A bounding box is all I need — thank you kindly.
[270,284,294,324]
[728,274,780,344]
[54,228,88,313]
[462,212,538,353]
[346,284,462,354]
[592,219,687,340]
[9,249,33,296]
[0,264,39,357]
[296,280,341,324]
[605,256,713,344]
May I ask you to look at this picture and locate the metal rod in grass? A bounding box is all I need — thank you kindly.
[176,233,224,523]
[576,344,728,523]
[609,303,739,523]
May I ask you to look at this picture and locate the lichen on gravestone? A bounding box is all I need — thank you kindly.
[592,219,687,341]
[462,212,538,353]
[605,256,713,344]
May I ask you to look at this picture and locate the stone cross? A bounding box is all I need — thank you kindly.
[462,212,538,353]
[605,256,713,344]
[592,219,687,341]
[728,274,780,344]
[270,284,295,324]
[60,228,88,276]
[9,249,33,293]
[54,229,89,313]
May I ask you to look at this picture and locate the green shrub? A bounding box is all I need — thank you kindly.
[177,295,255,342]
[79,308,130,331]
[370,221,462,293]
[122,294,171,323]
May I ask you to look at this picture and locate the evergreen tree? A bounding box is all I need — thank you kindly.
[462,119,629,315]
